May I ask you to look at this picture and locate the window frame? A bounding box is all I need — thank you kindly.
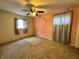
[14,18,28,35]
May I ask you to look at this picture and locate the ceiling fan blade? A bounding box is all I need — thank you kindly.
[26,13,30,15]
[37,11,44,13]
[23,9,30,11]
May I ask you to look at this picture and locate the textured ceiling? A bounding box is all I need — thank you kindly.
[0,0,79,16]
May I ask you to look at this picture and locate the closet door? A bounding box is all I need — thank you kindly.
[65,13,72,44]
[53,15,61,42]
[61,13,71,44]
[59,15,63,43]
[53,12,72,44]
[60,14,65,43]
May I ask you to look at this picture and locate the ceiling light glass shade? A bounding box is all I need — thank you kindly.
[32,12,36,16]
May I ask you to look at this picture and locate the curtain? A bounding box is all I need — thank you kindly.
[53,12,72,44]
[14,18,19,35]
[23,19,28,33]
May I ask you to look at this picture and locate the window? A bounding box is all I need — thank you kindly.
[14,18,28,35]
[16,19,27,29]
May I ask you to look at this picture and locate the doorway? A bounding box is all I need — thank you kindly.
[53,12,72,44]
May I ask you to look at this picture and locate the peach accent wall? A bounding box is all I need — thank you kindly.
[0,10,35,44]
[35,13,53,40]
[34,6,79,47]
[71,7,79,46]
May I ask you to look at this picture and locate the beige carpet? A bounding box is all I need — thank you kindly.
[0,37,79,59]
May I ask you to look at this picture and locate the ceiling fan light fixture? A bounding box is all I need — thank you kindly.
[32,12,36,16]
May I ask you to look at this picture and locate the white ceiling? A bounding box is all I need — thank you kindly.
[0,0,79,16]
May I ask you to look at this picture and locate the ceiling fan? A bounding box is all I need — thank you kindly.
[12,0,78,16]
[23,3,44,16]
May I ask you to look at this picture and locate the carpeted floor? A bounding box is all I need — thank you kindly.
[0,37,79,59]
